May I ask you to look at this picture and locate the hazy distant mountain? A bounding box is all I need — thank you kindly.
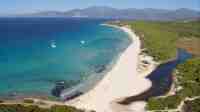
[19,11,66,17]
[15,6,200,21]
[64,6,119,18]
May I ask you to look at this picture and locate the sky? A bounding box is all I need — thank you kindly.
[0,0,199,14]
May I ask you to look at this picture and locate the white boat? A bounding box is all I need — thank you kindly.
[80,40,85,44]
[50,41,57,48]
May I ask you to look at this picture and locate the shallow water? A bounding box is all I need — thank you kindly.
[0,18,131,99]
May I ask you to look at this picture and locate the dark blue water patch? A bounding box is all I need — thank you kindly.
[119,49,192,104]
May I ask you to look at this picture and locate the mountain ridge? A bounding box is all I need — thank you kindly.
[4,6,200,21]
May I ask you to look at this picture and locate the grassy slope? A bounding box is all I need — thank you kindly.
[124,20,200,61]
[129,21,178,61]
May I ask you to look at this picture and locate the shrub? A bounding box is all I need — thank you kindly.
[0,100,3,103]
[23,99,34,104]
[146,97,165,110]
[0,104,84,112]
[183,98,200,112]
[147,95,182,110]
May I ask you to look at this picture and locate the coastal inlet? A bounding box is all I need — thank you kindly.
[120,49,192,104]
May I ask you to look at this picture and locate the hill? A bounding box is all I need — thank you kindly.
[12,6,200,21]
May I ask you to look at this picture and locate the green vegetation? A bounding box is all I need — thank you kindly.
[176,58,200,98]
[0,104,85,112]
[50,105,84,112]
[147,95,182,110]
[183,98,200,112]
[23,99,34,104]
[128,21,178,61]
[117,20,200,61]
[0,100,3,103]
[146,58,200,111]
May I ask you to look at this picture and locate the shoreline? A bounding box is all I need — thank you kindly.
[65,24,156,112]
[0,24,157,112]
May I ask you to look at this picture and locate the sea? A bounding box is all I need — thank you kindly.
[0,17,131,99]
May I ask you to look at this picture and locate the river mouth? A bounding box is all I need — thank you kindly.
[119,48,192,105]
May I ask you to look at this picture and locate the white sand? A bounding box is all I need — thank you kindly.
[65,26,153,112]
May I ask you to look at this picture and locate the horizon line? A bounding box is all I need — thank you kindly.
[0,6,200,15]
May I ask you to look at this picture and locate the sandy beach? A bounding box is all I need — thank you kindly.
[65,25,154,112]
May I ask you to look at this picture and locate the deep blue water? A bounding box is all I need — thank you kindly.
[0,18,131,98]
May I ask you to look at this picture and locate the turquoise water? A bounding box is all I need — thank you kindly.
[0,18,131,98]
